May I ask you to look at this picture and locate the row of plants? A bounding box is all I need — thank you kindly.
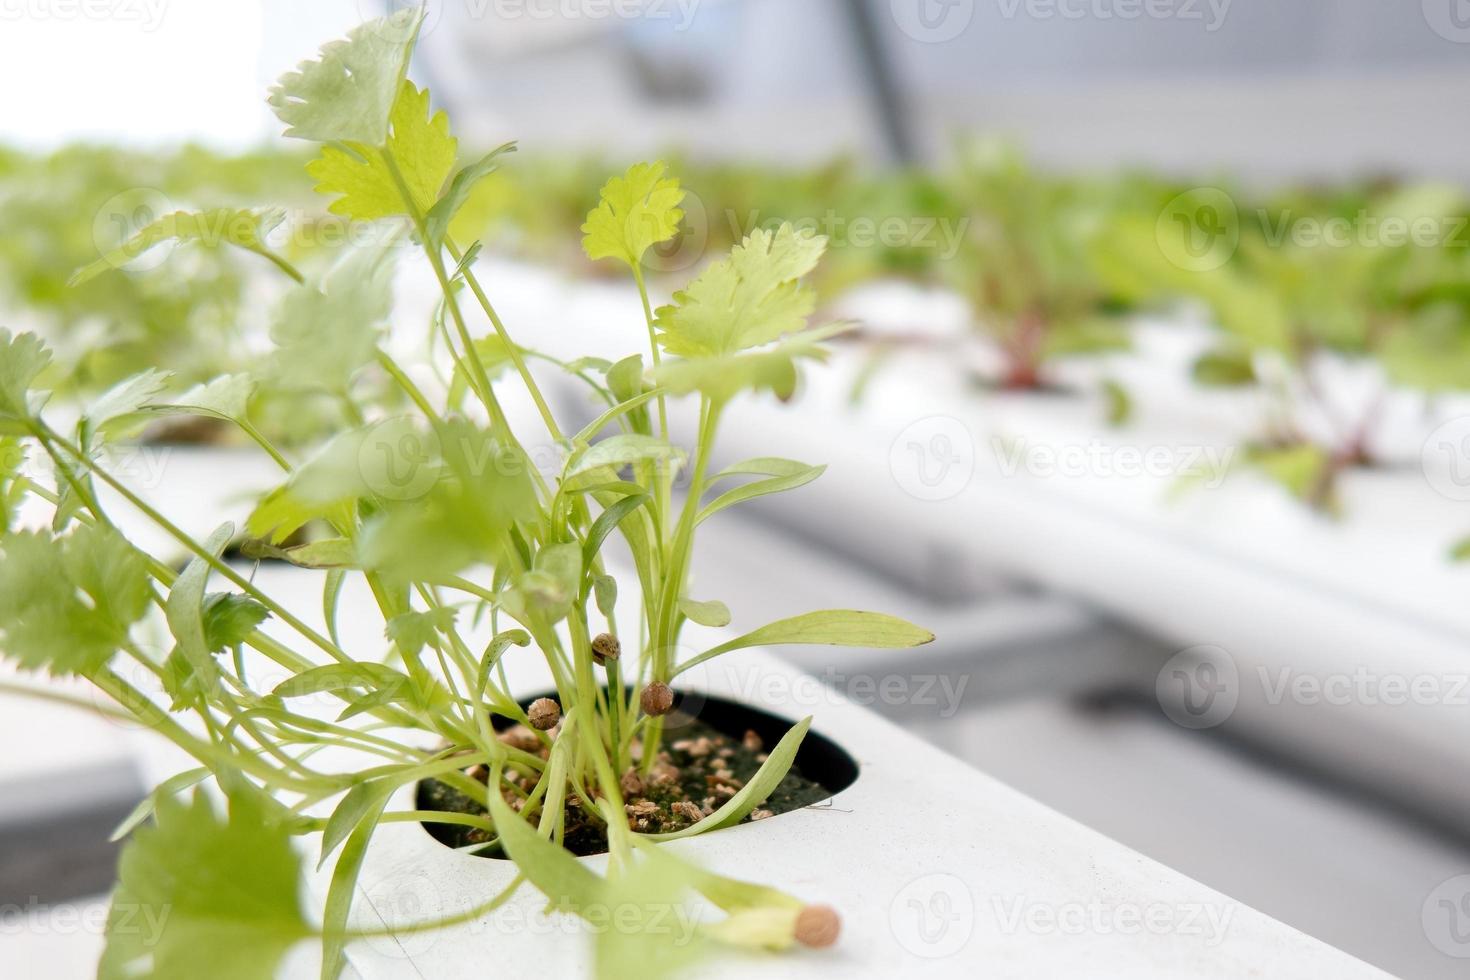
[8,101,1470,514]
[2,9,937,979]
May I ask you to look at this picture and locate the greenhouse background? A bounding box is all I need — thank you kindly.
[3,1,1470,978]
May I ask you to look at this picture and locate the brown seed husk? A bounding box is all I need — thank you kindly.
[794,905,841,948]
[640,681,674,716]
[527,698,561,731]
[591,632,621,664]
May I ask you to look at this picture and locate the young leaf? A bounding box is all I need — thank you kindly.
[478,628,531,693]
[676,610,934,677]
[581,161,685,269]
[679,597,731,628]
[69,208,288,286]
[165,523,236,700]
[268,241,396,392]
[0,525,151,676]
[582,492,649,567]
[503,542,582,625]
[425,141,518,247]
[273,663,411,699]
[147,374,255,424]
[593,849,706,980]
[308,80,457,221]
[653,324,848,402]
[1192,348,1257,387]
[267,6,425,145]
[646,717,812,840]
[109,768,210,843]
[84,369,174,438]
[202,593,271,652]
[319,784,392,980]
[0,330,51,427]
[565,433,685,482]
[319,779,395,869]
[99,791,309,980]
[655,223,827,358]
[386,606,458,657]
[696,462,825,525]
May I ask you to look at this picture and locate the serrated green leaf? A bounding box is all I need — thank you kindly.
[0,525,150,676]
[308,80,457,221]
[99,791,309,980]
[581,161,685,269]
[653,324,848,402]
[202,593,270,652]
[386,606,457,657]
[268,240,396,392]
[655,223,827,358]
[0,330,51,424]
[69,208,287,286]
[267,7,425,145]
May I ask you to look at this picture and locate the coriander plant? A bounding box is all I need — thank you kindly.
[0,9,931,979]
